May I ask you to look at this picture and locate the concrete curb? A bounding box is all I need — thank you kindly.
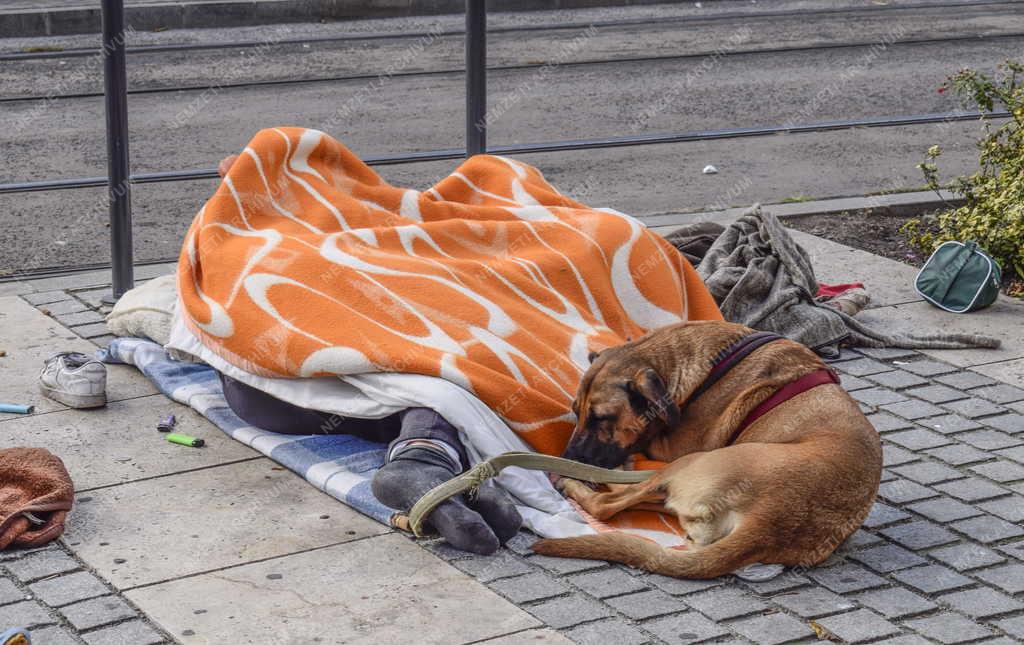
[1,0,675,37]
[641,189,961,231]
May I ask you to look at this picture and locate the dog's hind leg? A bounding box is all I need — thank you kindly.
[557,477,668,521]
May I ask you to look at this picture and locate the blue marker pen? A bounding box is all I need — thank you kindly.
[0,403,35,414]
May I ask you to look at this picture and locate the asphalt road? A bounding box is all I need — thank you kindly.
[1,0,1021,272]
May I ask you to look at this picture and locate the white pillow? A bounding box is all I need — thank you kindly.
[105,273,177,345]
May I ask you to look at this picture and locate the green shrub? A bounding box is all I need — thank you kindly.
[903,60,1024,286]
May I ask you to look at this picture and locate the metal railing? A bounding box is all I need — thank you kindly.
[1,0,1011,297]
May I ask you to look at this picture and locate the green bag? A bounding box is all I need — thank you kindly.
[915,240,1002,313]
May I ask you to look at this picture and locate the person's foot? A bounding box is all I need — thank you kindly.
[218,154,239,178]
[38,352,107,409]
[371,443,522,555]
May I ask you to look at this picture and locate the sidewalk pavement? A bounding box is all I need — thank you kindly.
[1,221,1023,644]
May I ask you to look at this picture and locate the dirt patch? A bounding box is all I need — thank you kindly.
[786,208,1021,295]
[785,208,929,267]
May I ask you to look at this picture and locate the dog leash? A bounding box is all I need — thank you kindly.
[403,452,657,537]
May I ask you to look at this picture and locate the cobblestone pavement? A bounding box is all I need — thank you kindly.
[0,542,174,644]
[9,283,1024,644]
[425,346,1024,645]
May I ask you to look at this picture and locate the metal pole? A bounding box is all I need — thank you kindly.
[465,0,486,156]
[101,0,134,303]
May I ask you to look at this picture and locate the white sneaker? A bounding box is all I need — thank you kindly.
[39,352,107,409]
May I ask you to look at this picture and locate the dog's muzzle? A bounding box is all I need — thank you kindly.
[561,432,632,470]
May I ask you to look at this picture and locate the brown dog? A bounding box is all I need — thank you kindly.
[532,320,881,578]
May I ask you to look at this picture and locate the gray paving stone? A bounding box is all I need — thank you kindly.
[938,586,1024,619]
[974,384,1024,404]
[925,444,993,466]
[882,445,919,467]
[893,564,975,593]
[886,428,951,450]
[933,477,1011,502]
[59,594,137,631]
[929,542,1006,571]
[867,412,915,433]
[881,400,947,421]
[72,322,111,339]
[422,539,472,561]
[729,612,813,645]
[25,626,79,645]
[489,571,569,604]
[451,551,535,582]
[877,479,938,504]
[936,372,998,390]
[605,589,682,619]
[21,290,71,306]
[905,612,992,644]
[901,360,958,377]
[836,358,895,377]
[920,414,983,435]
[0,578,25,606]
[53,310,105,327]
[856,347,920,360]
[908,384,969,404]
[993,615,1024,640]
[942,397,1008,419]
[644,575,722,597]
[852,388,907,407]
[880,520,958,550]
[953,514,1024,543]
[907,497,983,523]
[815,608,900,643]
[770,585,856,618]
[956,429,1022,451]
[680,586,767,621]
[970,459,1024,482]
[994,445,1024,464]
[854,586,936,618]
[850,543,927,572]
[874,636,932,645]
[0,600,55,628]
[38,298,88,315]
[81,619,165,645]
[806,562,887,593]
[840,375,874,391]
[3,549,81,582]
[974,563,1024,594]
[891,461,966,485]
[565,618,649,645]
[529,555,607,576]
[526,593,612,629]
[864,502,911,528]
[505,531,538,556]
[838,529,884,552]
[29,571,109,607]
[568,568,648,599]
[738,572,810,595]
[977,495,1024,523]
[868,370,930,390]
[984,413,1024,434]
[641,611,728,644]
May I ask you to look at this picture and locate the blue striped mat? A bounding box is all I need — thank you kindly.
[101,337,397,526]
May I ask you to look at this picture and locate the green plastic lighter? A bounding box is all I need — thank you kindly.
[166,433,205,448]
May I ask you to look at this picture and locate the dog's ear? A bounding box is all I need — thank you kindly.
[587,350,601,364]
[629,368,680,428]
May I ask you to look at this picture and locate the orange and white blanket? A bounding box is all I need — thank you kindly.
[174,127,722,540]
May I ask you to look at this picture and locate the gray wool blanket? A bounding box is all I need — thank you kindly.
[692,208,1000,357]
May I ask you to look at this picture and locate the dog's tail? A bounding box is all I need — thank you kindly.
[532,530,760,579]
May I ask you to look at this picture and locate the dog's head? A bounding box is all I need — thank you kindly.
[562,348,681,468]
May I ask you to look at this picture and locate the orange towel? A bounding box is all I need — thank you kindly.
[179,127,721,460]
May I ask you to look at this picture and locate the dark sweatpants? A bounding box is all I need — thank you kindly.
[216,372,467,464]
